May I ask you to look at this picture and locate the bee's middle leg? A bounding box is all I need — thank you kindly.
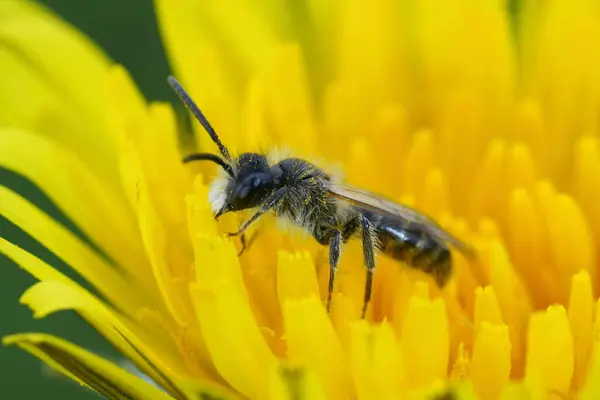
[360,214,376,319]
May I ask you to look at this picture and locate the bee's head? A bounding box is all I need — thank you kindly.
[210,152,274,218]
[167,76,275,218]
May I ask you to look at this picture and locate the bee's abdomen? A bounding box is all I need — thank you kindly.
[374,219,452,287]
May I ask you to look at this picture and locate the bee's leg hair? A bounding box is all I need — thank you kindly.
[327,230,342,313]
[226,187,287,238]
[360,214,376,319]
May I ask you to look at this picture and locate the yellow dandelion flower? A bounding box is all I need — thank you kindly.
[3,0,600,399]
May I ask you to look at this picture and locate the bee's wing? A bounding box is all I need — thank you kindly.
[325,182,476,258]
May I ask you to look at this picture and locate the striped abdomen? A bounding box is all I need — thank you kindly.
[367,212,453,287]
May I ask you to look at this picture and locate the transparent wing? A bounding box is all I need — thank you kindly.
[325,182,476,258]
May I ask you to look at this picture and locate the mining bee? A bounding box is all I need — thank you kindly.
[168,76,475,318]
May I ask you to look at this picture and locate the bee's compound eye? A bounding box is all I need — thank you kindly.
[230,172,274,210]
[237,185,252,200]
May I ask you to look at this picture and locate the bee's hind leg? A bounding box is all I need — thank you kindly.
[360,214,376,319]
[326,230,342,313]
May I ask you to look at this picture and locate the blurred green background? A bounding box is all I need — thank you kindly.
[0,1,171,397]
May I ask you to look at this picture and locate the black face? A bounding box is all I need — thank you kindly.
[224,152,274,213]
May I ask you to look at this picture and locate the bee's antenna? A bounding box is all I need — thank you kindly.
[182,152,235,178]
[167,75,232,162]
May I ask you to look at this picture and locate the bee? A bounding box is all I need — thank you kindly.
[168,76,475,318]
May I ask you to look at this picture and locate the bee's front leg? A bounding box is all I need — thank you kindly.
[225,187,288,238]
[237,230,260,257]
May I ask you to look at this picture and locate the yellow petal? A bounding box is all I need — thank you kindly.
[269,365,328,400]
[331,293,360,351]
[0,0,121,189]
[21,277,234,398]
[403,129,436,200]
[0,128,151,290]
[568,270,595,391]
[158,0,282,80]
[335,0,407,129]
[3,333,174,400]
[499,379,544,400]
[190,281,276,399]
[345,137,378,191]
[449,342,470,381]
[505,142,537,193]
[0,186,149,314]
[283,296,355,399]
[400,290,449,389]
[147,102,191,201]
[104,65,151,205]
[579,344,600,400]
[573,137,600,255]
[369,104,408,189]
[535,184,595,298]
[277,251,320,302]
[107,76,193,290]
[145,102,193,242]
[408,382,478,400]
[508,186,557,306]
[471,322,511,400]
[1,238,213,395]
[18,279,199,392]
[436,99,487,209]
[136,165,194,326]
[349,320,405,400]
[154,0,241,152]
[414,0,515,100]
[474,286,503,328]
[525,305,574,396]
[106,66,191,248]
[512,100,546,174]
[186,176,220,238]
[520,0,600,178]
[321,81,354,155]
[240,76,272,152]
[264,43,317,153]
[154,0,208,83]
[469,139,506,222]
[420,168,451,218]
[191,235,276,399]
